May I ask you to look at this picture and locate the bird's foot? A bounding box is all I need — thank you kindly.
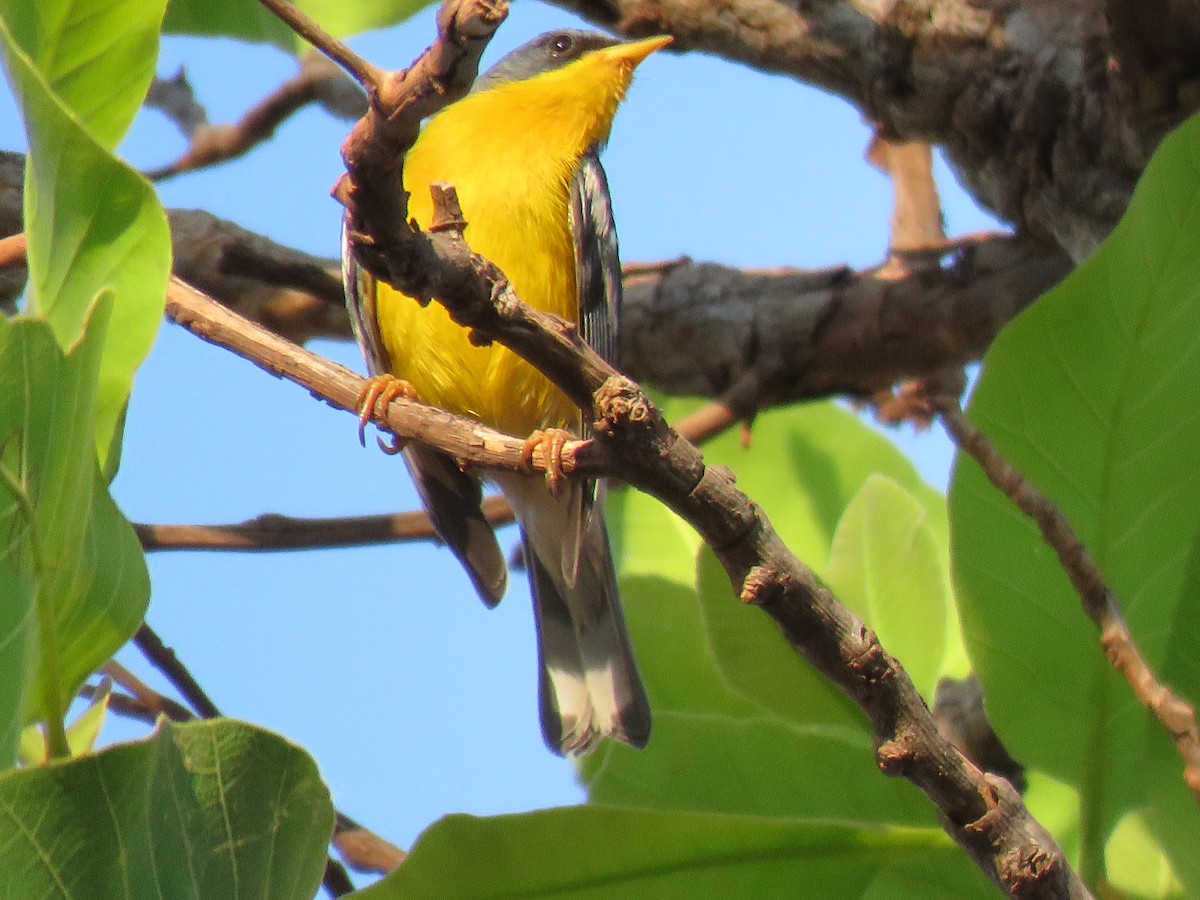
[357,375,420,455]
[520,428,572,496]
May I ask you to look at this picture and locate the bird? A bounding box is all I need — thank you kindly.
[342,30,670,755]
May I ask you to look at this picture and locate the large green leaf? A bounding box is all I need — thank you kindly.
[0,10,170,467]
[584,401,961,828]
[163,0,431,51]
[949,111,1200,882]
[824,475,951,701]
[353,807,994,899]
[0,303,148,743]
[0,719,335,899]
[0,0,164,149]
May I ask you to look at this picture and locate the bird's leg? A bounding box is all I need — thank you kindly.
[356,375,420,455]
[520,428,572,496]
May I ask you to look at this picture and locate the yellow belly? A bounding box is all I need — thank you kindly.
[374,115,581,438]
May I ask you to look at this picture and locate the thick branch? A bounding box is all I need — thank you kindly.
[621,235,1070,404]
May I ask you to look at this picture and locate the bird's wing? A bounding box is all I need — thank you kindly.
[569,152,621,373]
[563,151,622,579]
[402,444,507,607]
[340,215,391,377]
[341,216,508,607]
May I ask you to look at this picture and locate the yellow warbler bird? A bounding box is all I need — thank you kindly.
[343,31,669,754]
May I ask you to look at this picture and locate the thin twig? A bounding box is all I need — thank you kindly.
[333,812,407,874]
[135,496,515,553]
[257,0,383,88]
[0,232,27,270]
[133,623,222,719]
[147,57,365,181]
[321,859,355,898]
[164,275,599,478]
[936,396,1200,803]
[83,687,193,724]
[100,660,195,722]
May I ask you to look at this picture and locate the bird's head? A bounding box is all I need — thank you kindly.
[466,30,672,152]
[475,30,671,92]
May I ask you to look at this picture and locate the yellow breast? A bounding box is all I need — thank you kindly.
[373,48,637,438]
[376,107,577,434]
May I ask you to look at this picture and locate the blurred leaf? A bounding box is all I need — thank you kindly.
[16,723,44,768]
[0,303,149,740]
[15,684,110,765]
[66,682,110,756]
[353,806,994,899]
[163,0,432,51]
[0,719,335,898]
[0,0,165,148]
[949,111,1200,879]
[589,401,958,830]
[1104,811,1182,899]
[825,475,950,701]
[0,13,170,467]
[0,445,36,768]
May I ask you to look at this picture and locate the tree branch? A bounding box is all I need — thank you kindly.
[146,53,366,181]
[134,496,515,553]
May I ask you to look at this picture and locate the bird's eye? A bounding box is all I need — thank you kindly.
[551,34,573,54]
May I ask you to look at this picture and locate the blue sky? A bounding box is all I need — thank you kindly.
[2,0,998,888]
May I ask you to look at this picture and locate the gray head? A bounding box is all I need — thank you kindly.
[473,30,621,92]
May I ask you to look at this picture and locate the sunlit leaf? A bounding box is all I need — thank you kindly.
[0,0,165,148]
[825,475,950,701]
[0,304,148,741]
[353,806,993,899]
[163,0,432,51]
[0,719,335,898]
[0,13,170,467]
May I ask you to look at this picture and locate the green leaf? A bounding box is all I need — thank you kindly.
[0,304,149,741]
[949,110,1200,881]
[16,685,109,765]
[0,719,335,899]
[0,0,165,149]
[0,12,170,467]
[825,475,950,701]
[1104,811,1183,899]
[0,462,36,768]
[163,0,431,51]
[586,401,959,832]
[353,806,994,899]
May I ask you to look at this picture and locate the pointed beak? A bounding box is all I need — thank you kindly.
[603,34,673,68]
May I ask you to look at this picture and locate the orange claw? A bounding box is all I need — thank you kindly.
[356,375,420,455]
[521,428,572,496]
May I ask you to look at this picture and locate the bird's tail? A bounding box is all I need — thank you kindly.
[497,473,650,755]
